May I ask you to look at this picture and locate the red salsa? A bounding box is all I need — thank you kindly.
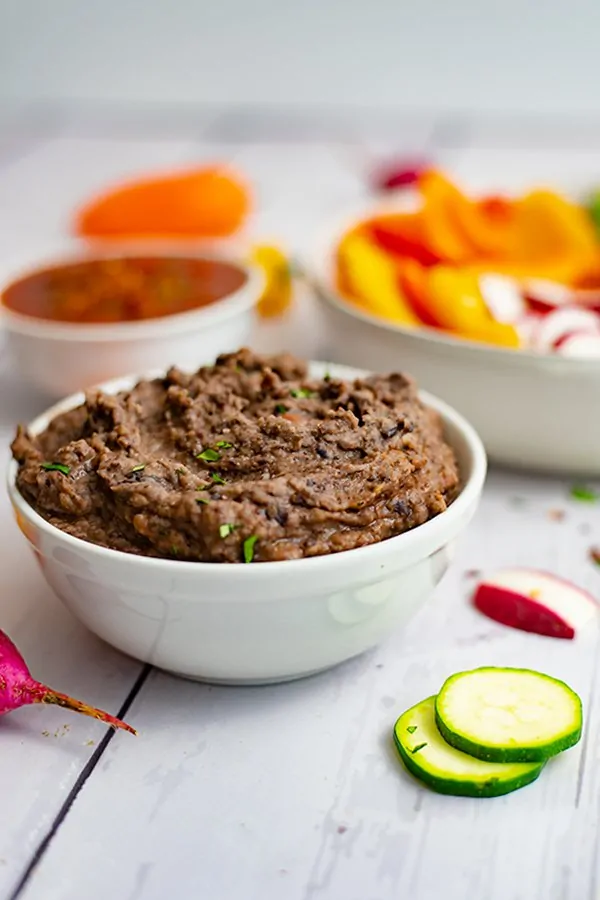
[2,256,247,324]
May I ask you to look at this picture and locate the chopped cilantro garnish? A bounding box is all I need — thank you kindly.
[290,388,314,399]
[196,496,210,505]
[197,448,220,462]
[275,403,287,414]
[570,485,599,503]
[131,464,145,473]
[211,472,226,485]
[243,535,258,563]
[215,441,233,449]
[219,523,236,538]
[40,462,70,476]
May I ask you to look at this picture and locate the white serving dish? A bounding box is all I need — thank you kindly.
[309,207,600,475]
[0,242,264,398]
[7,363,486,685]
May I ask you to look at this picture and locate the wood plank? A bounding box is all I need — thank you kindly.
[19,468,600,900]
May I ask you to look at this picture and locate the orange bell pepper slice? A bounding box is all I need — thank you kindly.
[506,190,598,281]
[75,166,250,239]
[419,171,516,259]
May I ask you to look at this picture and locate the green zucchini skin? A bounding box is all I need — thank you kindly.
[435,667,583,763]
[393,697,545,798]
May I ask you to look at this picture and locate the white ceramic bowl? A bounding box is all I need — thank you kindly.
[7,363,486,685]
[0,243,264,398]
[309,208,600,475]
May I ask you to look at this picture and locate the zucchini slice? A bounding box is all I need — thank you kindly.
[393,697,544,797]
[435,667,582,763]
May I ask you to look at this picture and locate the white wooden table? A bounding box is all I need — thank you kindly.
[1,104,600,900]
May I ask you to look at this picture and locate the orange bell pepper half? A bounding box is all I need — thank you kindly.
[75,166,250,239]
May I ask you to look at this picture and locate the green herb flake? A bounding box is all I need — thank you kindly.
[196,496,210,505]
[411,742,427,754]
[589,547,600,567]
[197,448,221,462]
[570,484,599,503]
[275,403,287,414]
[219,523,236,538]
[290,388,314,399]
[211,472,226,485]
[215,441,233,449]
[170,545,178,556]
[406,725,417,734]
[131,464,146,473]
[243,535,258,564]
[40,462,70,476]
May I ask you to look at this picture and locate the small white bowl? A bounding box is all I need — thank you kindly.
[0,243,264,398]
[309,208,600,475]
[7,363,486,685]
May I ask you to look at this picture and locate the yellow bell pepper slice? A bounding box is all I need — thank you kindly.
[425,265,520,347]
[250,244,293,318]
[337,232,421,325]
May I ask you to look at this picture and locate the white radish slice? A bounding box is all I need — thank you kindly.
[473,568,598,639]
[516,312,544,349]
[555,331,600,358]
[523,278,573,314]
[479,274,527,324]
[532,307,600,351]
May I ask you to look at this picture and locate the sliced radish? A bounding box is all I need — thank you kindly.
[571,288,600,313]
[532,306,600,351]
[473,569,598,639]
[371,160,429,193]
[555,331,600,358]
[523,279,573,314]
[516,312,544,349]
[479,274,527,324]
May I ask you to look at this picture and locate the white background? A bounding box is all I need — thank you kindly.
[1,0,599,116]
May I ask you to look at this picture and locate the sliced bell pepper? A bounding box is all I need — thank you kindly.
[419,171,514,259]
[250,245,293,318]
[424,265,520,347]
[397,259,439,326]
[367,214,441,266]
[507,190,599,281]
[337,232,421,325]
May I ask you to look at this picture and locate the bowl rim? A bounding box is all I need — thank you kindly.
[307,199,600,370]
[7,361,487,576]
[0,246,264,343]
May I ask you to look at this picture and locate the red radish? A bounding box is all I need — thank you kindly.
[0,630,136,733]
[478,274,527,324]
[523,278,573,314]
[371,159,429,193]
[532,306,600,351]
[555,331,600,358]
[473,569,598,639]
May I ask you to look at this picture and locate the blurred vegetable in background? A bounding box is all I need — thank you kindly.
[75,166,250,239]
